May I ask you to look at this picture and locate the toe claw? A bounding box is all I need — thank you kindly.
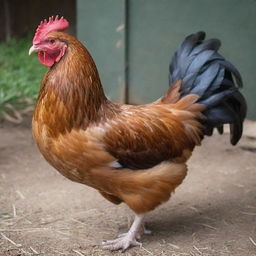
[101,235,141,251]
[102,238,121,246]
[144,229,152,235]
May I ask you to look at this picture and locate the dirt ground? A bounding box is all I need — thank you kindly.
[0,117,256,256]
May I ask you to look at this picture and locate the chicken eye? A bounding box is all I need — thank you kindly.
[49,39,56,44]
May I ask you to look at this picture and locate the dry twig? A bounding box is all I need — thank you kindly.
[1,232,22,247]
[16,190,25,199]
[30,246,39,254]
[12,204,17,218]
[195,223,217,230]
[72,249,85,256]
[168,243,180,249]
[140,245,153,255]
[193,245,202,255]
[249,236,256,247]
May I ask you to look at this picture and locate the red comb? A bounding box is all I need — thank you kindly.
[33,16,69,44]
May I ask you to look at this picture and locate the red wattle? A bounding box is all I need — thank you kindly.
[38,46,67,67]
[38,51,55,67]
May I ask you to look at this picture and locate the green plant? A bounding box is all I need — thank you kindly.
[0,35,46,122]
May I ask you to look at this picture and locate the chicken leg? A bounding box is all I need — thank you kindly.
[102,214,145,251]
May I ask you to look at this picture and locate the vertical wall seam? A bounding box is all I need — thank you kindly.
[124,0,129,103]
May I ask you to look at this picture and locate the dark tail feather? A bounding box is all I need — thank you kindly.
[169,32,247,145]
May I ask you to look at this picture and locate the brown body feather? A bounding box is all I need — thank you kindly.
[33,32,205,214]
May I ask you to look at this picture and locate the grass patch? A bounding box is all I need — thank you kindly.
[0,35,46,121]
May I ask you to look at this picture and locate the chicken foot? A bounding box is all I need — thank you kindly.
[118,222,152,239]
[102,214,145,251]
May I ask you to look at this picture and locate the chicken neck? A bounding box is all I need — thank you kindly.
[36,37,114,134]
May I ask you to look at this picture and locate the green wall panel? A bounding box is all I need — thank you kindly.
[77,0,126,102]
[128,0,256,119]
[77,0,256,119]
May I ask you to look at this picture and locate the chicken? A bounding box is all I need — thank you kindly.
[29,16,246,251]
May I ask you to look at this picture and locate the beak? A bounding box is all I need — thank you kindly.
[29,45,40,55]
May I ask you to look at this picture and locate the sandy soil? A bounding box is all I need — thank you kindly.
[0,117,256,256]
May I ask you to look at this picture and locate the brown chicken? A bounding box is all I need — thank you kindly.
[29,16,246,251]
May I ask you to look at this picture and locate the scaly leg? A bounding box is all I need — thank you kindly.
[102,214,145,251]
[118,220,152,239]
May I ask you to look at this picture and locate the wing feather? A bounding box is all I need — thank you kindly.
[102,101,203,170]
